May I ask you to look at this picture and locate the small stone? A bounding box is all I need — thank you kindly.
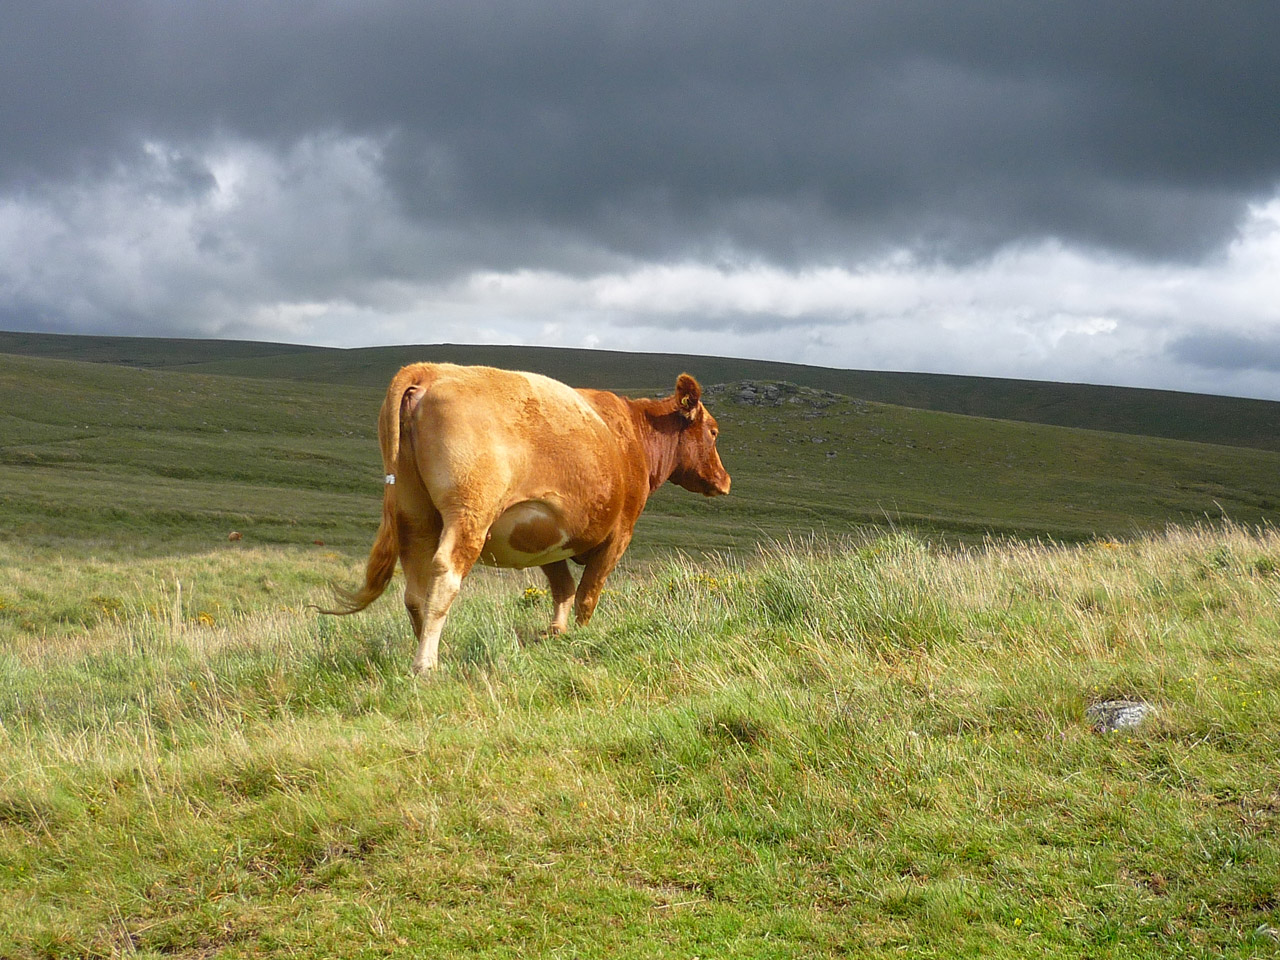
[1087,699,1155,733]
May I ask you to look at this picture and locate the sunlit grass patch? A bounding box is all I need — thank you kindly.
[2,524,1279,957]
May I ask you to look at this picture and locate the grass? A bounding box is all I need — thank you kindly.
[2,525,1279,957]
[4,336,1280,955]
[0,352,379,554]
[701,381,1280,544]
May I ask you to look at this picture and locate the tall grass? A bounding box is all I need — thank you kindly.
[2,526,1278,957]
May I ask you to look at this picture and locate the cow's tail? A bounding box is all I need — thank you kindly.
[320,364,430,615]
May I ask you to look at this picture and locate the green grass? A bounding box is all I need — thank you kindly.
[2,526,1278,957]
[0,353,379,553]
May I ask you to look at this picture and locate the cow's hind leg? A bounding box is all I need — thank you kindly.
[399,511,442,667]
[409,511,488,674]
[573,534,631,627]
[539,560,576,636]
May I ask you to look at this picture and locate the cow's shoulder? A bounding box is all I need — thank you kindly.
[576,388,652,483]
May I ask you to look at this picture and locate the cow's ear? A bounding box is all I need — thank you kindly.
[675,373,702,419]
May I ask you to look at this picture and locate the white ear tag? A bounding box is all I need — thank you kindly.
[385,474,396,485]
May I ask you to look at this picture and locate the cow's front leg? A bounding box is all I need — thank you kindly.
[573,535,631,626]
[539,560,576,636]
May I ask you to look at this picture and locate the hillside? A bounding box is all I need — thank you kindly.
[5,352,1280,557]
[0,330,327,369]
[3,339,1279,957]
[5,330,1280,452]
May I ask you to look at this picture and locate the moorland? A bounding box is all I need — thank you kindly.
[1,334,1278,958]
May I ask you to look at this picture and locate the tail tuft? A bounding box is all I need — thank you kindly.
[314,482,400,615]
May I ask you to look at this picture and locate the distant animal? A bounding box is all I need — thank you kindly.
[227,531,243,541]
[323,363,730,673]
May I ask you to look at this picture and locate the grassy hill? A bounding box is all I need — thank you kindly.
[3,338,1280,956]
[6,330,1280,452]
[2,527,1277,957]
[0,330,327,369]
[5,351,1280,560]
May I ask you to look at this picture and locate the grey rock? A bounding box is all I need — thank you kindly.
[1087,699,1155,733]
[711,380,842,409]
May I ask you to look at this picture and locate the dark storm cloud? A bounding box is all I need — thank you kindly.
[1168,333,1280,374]
[4,0,1279,268]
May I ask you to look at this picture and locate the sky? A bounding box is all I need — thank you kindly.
[3,1,1280,398]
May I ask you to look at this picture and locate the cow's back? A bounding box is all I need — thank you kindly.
[403,365,638,548]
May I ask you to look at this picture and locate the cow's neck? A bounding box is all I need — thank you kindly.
[629,399,685,493]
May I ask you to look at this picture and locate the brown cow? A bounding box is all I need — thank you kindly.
[325,363,730,672]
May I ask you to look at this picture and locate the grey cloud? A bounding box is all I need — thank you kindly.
[1168,334,1280,374]
[3,0,1280,269]
[612,308,855,335]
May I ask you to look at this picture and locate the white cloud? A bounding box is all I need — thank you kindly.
[389,204,1280,396]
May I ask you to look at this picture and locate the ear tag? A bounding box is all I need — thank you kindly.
[385,474,396,485]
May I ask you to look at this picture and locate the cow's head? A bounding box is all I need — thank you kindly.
[669,374,731,496]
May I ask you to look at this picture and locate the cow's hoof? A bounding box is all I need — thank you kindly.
[410,660,438,676]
